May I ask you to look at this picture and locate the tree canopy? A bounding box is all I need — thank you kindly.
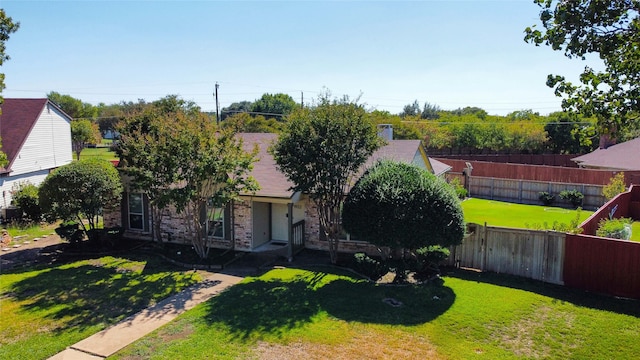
[525,0,640,136]
[251,93,298,119]
[39,159,123,233]
[117,103,258,258]
[343,160,465,251]
[0,9,19,167]
[0,9,18,102]
[47,91,97,119]
[70,119,101,160]
[272,95,382,263]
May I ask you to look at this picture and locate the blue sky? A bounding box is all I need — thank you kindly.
[1,0,601,116]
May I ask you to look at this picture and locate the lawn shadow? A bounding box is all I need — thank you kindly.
[202,277,321,339]
[6,253,200,331]
[446,267,640,318]
[203,267,455,338]
[316,279,455,325]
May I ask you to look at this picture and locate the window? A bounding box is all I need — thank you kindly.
[128,193,144,230]
[207,206,224,238]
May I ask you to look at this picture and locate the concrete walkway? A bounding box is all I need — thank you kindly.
[49,272,244,360]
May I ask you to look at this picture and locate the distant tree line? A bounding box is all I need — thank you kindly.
[46,92,640,156]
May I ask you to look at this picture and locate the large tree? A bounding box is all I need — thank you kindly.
[170,121,259,259]
[271,95,383,263]
[47,91,97,119]
[525,0,640,136]
[251,93,298,119]
[118,102,258,258]
[342,160,465,281]
[116,105,193,244]
[39,159,123,234]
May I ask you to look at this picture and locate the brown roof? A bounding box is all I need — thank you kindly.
[0,99,67,172]
[238,133,433,199]
[238,133,296,198]
[572,137,640,170]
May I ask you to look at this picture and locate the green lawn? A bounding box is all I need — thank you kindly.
[0,255,201,360]
[462,198,640,241]
[78,146,119,161]
[461,198,592,229]
[112,266,640,359]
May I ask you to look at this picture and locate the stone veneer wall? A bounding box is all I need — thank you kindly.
[232,200,252,250]
[303,199,381,256]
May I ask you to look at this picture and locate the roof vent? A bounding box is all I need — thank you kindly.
[377,124,393,141]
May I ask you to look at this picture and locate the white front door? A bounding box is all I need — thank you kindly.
[271,203,289,242]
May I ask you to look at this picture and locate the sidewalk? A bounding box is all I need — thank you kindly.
[48,271,244,360]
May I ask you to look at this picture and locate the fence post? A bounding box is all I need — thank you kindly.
[519,180,523,203]
[482,222,488,271]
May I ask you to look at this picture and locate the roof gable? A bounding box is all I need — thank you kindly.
[0,99,70,171]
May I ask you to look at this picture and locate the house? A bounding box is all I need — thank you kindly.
[0,99,73,209]
[572,136,640,171]
[105,132,446,257]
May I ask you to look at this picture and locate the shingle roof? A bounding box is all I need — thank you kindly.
[0,99,50,172]
[237,133,435,199]
[572,137,640,170]
[238,133,295,198]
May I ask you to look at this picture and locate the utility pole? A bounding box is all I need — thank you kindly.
[301,91,304,108]
[214,82,220,125]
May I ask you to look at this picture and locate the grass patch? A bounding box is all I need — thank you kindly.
[78,146,118,161]
[0,254,201,359]
[462,198,592,229]
[112,267,640,359]
[3,222,59,243]
[462,198,640,241]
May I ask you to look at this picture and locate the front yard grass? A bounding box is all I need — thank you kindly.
[111,266,640,359]
[462,198,640,241]
[0,254,201,360]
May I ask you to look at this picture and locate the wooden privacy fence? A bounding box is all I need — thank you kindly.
[564,234,640,299]
[447,223,566,285]
[468,176,606,210]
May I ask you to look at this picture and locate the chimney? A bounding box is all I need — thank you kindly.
[599,134,616,149]
[377,124,393,141]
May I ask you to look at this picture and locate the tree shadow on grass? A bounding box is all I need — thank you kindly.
[446,267,640,318]
[203,269,455,338]
[316,280,455,325]
[6,254,200,332]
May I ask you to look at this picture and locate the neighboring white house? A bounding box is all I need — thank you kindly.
[0,98,73,209]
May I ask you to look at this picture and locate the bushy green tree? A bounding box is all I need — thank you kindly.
[272,95,383,263]
[221,112,283,133]
[0,9,19,167]
[603,172,627,200]
[47,91,97,119]
[169,117,259,259]
[342,160,465,281]
[11,182,41,222]
[525,0,640,136]
[118,104,258,258]
[39,159,123,234]
[251,93,297,119]
[70,119,101,160]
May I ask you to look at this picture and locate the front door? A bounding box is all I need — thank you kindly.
[271,203,289,243]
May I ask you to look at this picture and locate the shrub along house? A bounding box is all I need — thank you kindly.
[0,99,73,216]
[105,131,448,257]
